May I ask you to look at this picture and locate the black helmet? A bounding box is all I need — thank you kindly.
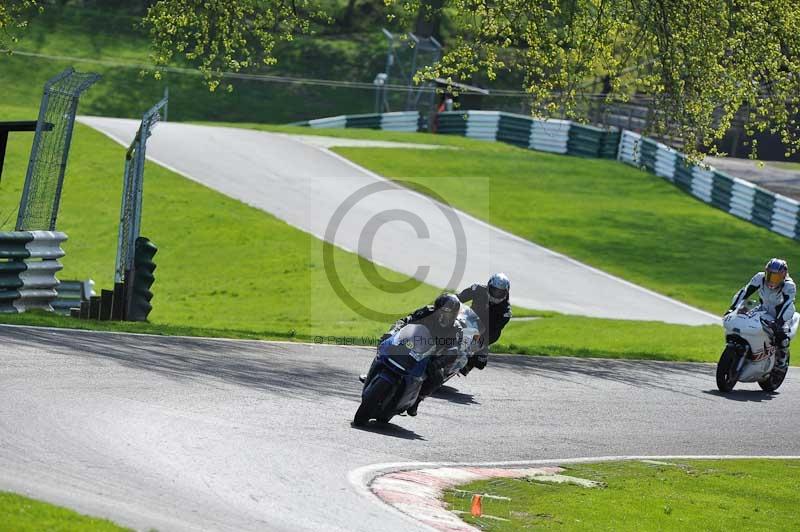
[434,293,460,327]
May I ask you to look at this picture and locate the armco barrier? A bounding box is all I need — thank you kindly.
[306,111,422,132]
[619,136,800,240]
[0,231,66,312]
[296,111,800,242]
[568,123,606,158]
[380,112,421,132]
[530,118,570,154]
[52,279,95,315]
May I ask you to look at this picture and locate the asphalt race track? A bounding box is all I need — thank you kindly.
[2,325,797,531]
[78,116,716,325]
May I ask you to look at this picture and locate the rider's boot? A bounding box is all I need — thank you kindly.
[406,397,422,417]
[776,348,789,370]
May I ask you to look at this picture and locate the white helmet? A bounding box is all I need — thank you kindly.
[487,273,510,303]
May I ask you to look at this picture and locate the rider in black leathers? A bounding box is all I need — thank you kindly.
[360,293,463,416]
[457,273,512,375]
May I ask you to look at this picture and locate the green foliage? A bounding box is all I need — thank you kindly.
[0,0,40,49]
[143,0,331,92]
[391,0,800,159]
[145,0,800,158]
[444,459,800,531]
[0,6,387,122]
[11,3,800,158]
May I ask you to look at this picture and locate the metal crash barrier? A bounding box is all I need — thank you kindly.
[0,231,67,313]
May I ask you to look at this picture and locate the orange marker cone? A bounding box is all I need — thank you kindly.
[470,494,483,517]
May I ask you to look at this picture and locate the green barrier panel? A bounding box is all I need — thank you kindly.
[496,114,533,148]
[639,139,658,171]
[753,189,776,213]
[345,114,382,129]
[751,207,774,228]
[435,112,469,136]
[600,130,621,158]
[567,124,605,157]
[673,170,694,191]
[0,232,33,259]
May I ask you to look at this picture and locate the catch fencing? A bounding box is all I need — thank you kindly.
[0,231,67,313]
[16,68,99,231]
[295,111,800,242]
[115,95,168,286]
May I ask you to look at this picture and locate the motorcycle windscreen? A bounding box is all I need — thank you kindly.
[393,324,436,360]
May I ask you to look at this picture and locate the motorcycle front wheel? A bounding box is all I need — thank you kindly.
[758,355,789,392]
[354,376,394,426]
[716,346,739,392]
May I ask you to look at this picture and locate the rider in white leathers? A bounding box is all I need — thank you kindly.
[728,258,796,368]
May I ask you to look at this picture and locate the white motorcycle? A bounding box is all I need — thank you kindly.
[717,301,799,392]
[434,303,484,386]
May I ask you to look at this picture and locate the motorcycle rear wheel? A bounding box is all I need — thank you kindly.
[758,355,789,392]
[716,346,739,393]
[354,377,394,426]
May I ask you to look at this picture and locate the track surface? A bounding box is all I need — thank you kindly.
[78,117,716,325]
[2,325,797,531]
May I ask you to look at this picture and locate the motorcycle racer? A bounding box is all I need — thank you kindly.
[359,293,463,416]
[457,273,512,375]
[728,258,795,369]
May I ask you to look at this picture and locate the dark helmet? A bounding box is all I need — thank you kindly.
[434,293,461,327]
[765,258,789,290]
[487,272,510,303]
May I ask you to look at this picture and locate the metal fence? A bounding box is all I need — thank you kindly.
[115,95,168,285]
[16,68,100,231]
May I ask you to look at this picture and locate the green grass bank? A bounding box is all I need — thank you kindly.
[0,491,129,532]
[444,459,800,531]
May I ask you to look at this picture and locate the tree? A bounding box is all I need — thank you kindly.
[398,0,800,158]
[10,1,800,157]
[141,0,800,157]
[0,1,40,50]
[143,0,330,92]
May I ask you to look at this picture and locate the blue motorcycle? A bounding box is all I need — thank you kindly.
[353,324,437,426]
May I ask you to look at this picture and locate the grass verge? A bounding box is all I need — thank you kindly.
[0,491,129,531]
[325,142,800,314]
[0,103,731,363]
[444,459,800,531]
